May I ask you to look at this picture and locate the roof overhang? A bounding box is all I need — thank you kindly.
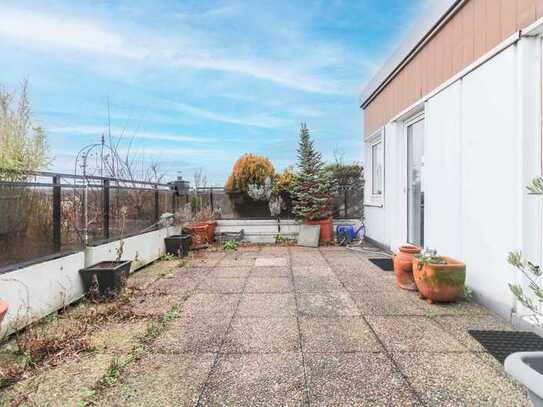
[359,0,464,109]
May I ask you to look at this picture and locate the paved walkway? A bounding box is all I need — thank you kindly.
[103,245,528,406]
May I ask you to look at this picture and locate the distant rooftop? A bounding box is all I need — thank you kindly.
[359,0,460,109]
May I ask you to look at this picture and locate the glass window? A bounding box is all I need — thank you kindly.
[371,140,383,195]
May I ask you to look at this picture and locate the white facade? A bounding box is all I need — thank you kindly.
[363,32,543,322]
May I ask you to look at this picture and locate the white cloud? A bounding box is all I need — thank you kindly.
[49,125,214,143]
[0,7,147,59]
[170,102,289,129]
[0,6,351,94]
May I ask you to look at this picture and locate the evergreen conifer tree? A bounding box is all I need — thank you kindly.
[292,123,333,220]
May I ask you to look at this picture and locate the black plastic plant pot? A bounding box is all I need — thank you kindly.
[79,260,131,299]
[164,234,192,257]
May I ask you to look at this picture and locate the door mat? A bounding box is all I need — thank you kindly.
[468,330,543,364]
[368,258,394,271]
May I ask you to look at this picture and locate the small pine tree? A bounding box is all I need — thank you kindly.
[292,124,333,220]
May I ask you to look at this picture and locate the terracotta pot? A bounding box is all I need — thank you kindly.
[413,256,466,303]
[305,217,333,242]
[184,223,209,248]
[393,245,421,290]
[206,220,217,243]
[0,300,8,327]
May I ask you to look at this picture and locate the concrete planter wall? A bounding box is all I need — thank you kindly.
[0,225,179,339]
[215,219,361,244]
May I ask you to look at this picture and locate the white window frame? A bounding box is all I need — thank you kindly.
[365,128,385,205]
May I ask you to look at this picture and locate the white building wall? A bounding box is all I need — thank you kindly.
[459,45,519,318]
[363,35,542,321]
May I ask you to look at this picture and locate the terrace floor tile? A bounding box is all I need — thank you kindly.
[237,293,297,317]
[200,352,307,406]
[299,317,383,353]
[304,352,419,406]
[222,317,299,353]
[366,316,467,352]
[296,290,360,317]
[244,277,293,293]
[392,351,529,406]
[196,277,246,294]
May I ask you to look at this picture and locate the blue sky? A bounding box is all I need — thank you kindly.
[0,0,425,184]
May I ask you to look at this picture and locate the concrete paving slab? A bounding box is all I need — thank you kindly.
[304,352,419,406]
[392,351,530,406]
[222,317,299,353]
[434,314,515,351]
[293,274,344,292]
[300,317,383,353]
[206,266,252,278]
[350,290,426,316]
[196,277,246,294]
[366,316,467,352]
[245,277,293,293]
[98,353,216,406]
[200,352,306,406]
[297,290,359,317]
[254,257,288,267]
[237,293,297,317]
[153,314,231,353]
[182,293,240,318]
[250,266,291,278]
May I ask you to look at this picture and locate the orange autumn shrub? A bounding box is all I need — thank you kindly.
[225,153,275,192]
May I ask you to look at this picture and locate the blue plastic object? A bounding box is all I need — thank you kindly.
[336,224,365,245]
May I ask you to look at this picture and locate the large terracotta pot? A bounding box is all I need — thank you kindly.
[206,220,217,243]
[305,217,333,242]
[184,223,209,248]
[0,300,8,327]
[393,245,421,290]
[413,256,466,303]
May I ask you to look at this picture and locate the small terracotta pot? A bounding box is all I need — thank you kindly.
[206,220,217,243]
[305,217,333,242]
[0,300,8,327]
[393,245,421,290]
[413,256,466,303]
[184,223,209,248]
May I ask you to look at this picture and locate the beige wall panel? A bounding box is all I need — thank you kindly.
[364,0,543,135]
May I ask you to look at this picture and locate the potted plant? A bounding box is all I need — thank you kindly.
[184,206,221,248]
[79,207,131,299]
[163,204,192,257]
[412,249,466,303]
[0,299,8,327]
[393,244,421,290]
[291,124,334,242]
[225,153,276,218]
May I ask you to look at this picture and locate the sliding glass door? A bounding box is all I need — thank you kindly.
[407,117,424,247]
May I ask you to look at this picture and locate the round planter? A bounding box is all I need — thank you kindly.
[393,245,421,290]
[164,234,192,257]
[305,217,333,242]
[206,220,217,243]
[0,300,9,327]
[413,256,466,303]
[185,223,209,248]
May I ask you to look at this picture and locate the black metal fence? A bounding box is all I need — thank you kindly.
[0,171,182,271]
[0,170,363,270]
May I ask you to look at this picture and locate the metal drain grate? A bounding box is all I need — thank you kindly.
[368,258,394,272]
[468,330,543,364]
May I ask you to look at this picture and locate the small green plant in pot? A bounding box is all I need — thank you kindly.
[413,249,466,304]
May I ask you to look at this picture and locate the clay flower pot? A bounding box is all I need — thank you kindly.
[0,300,9,327]
[305,217,333,242]
[393,245,421,290]
[413,256,466,303]
[205,220,217,243]
[184,223,209,248]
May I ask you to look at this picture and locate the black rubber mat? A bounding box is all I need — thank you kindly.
[468,330,543,364]
[368,258,394,271]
